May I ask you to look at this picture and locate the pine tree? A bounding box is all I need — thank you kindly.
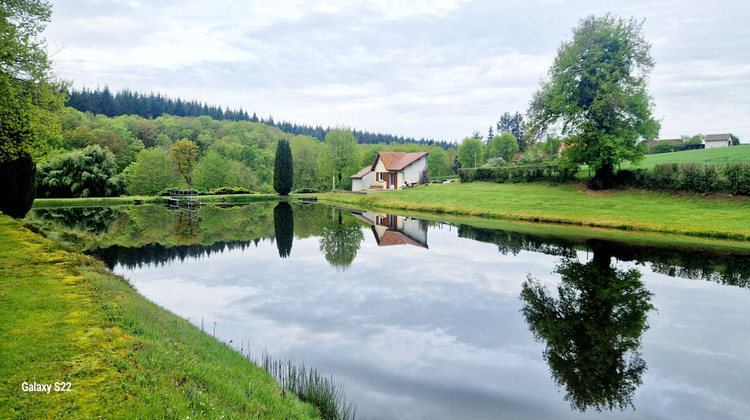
[273,139,293,195]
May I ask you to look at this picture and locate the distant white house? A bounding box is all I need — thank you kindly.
[704,133,733,149]
[351,151,429,191]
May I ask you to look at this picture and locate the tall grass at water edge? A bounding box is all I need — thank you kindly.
[259,351,357,420]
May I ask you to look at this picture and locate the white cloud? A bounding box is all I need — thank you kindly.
[44,0,750,141]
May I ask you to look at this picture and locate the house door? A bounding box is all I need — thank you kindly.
[390,173,397,189]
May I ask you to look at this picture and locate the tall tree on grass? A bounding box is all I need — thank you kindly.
[273,139,293,195]
[0,0,66,217]
[528,14,660,189]
[321,128,358,190]
[170,139,198,188]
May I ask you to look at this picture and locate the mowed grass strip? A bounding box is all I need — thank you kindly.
[320,182,750,240]
[0,214,319,419]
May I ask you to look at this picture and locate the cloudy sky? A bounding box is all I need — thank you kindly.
[43,0,750,143]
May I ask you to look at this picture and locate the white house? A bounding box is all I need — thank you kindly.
[351,151,429,191]
[704,133,733,149]
[351,211,429,249]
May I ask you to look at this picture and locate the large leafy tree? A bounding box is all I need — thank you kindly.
[1,0,66,216]
[320,128,358,190]
[488,133,519,162]
[126,147,181,196]
[457,137,485,169]
[273,138,293,195]
[528,14,660,188]
[170,139,198,188]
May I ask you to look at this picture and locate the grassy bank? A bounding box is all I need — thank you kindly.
[0,214,320,419]
[319,182,750,240]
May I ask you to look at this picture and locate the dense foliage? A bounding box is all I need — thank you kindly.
[528,14,660,188]
[459,164,577,184]
[36,145,124,198]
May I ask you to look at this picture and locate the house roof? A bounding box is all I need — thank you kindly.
[705,133,732,142]
[350,166,373,179]
[373,152,429,171]
[376,229,429,249]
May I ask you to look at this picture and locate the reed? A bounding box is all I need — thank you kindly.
[260,351,357,420]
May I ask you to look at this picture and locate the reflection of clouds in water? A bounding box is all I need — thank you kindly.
[116,220,750,420]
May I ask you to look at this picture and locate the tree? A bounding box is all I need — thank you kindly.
[488,133,519,162]
[273,139,293,195]
[528,14,660,189]
[0,0,66,216]
[458,137,484,168]
[321,129,359,190]
[127,147,180,195]
[170,139,198,188]
[290,135,325,190]
[36,145,123,198]
[497,112,527,151]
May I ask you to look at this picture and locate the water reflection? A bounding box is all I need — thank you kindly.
[319,208,365,271]
[520,244,655,412]
[273,202,294,258]
[352,211,429,249]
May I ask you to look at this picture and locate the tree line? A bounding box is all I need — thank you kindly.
[67,87,455,149]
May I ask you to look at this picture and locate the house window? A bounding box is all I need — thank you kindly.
[378,173,385,182]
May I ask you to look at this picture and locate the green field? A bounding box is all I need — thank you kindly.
[0,215,320,419]
[632,144,750,169]
[320,181,750,240]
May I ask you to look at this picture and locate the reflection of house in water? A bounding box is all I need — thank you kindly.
[352,211,429,249]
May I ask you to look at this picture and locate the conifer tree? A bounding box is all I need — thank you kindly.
[273,139,293,195]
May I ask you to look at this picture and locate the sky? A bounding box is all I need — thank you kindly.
[43,0,750,143]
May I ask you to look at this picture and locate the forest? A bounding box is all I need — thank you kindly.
[34,105,461,198]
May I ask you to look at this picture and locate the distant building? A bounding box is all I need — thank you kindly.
[351,151,429,191]
[704,133,733,149]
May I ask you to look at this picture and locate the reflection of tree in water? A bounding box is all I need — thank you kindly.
[319,209,364,271]
[521,249,655,412]
[171,214,201,244]
[30,207,122,235]
[273,202,294,258]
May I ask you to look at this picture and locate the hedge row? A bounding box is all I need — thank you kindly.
[639,162,750,195]
[459,164,578,184]
[460,162,750,196]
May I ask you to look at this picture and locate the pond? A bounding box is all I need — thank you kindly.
[26,202,750,419]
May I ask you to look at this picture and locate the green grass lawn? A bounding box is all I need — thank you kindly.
[631,144,750,169]
[0,214,320,419]
[320,181,750,240]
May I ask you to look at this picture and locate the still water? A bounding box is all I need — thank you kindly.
[27,202,750,419]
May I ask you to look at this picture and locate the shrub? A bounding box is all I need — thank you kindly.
[649,163,679,189]
[0,153,36,218]
[459,164,576,184]
[208,186,254,195]
[723,163,750,196]
[677,163,720,193]
[36,145,123,198]
[291,188,320,194]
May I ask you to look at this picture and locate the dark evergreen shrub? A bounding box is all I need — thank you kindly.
[0,153,36,218]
